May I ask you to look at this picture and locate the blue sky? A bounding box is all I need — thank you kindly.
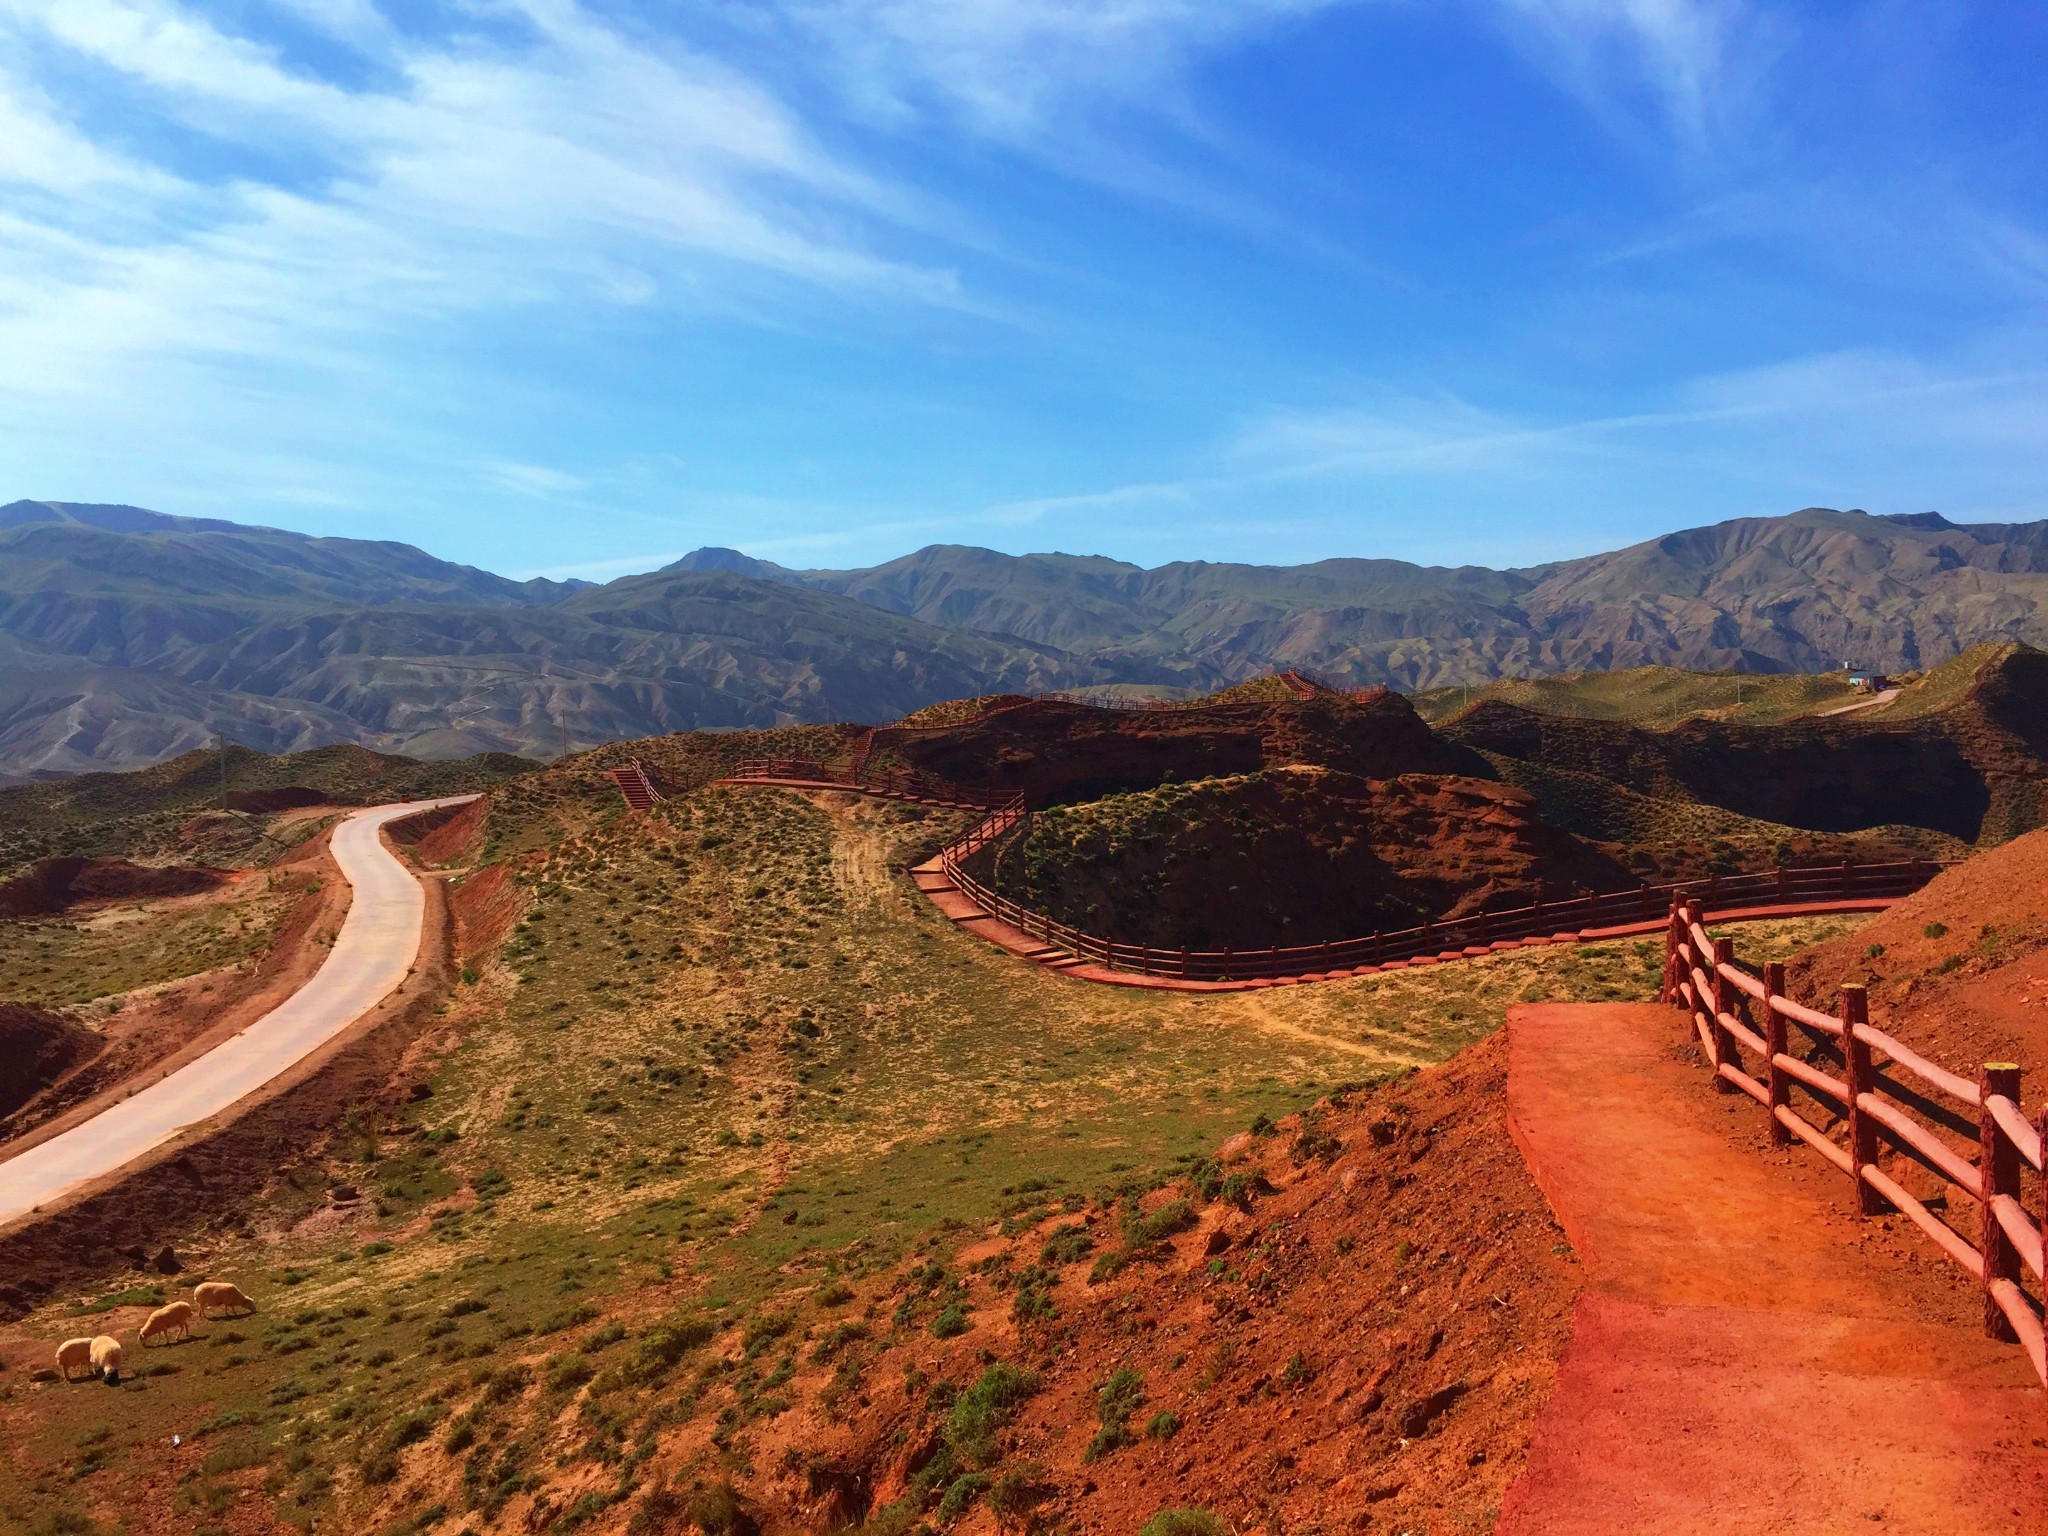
[0,1,2044,580]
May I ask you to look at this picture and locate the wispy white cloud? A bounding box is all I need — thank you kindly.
[1489,0,1783,152]
[0,0,965,400]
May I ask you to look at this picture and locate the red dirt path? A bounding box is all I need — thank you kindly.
[1500,1000,2048,1533]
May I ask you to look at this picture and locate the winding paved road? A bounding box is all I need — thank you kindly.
[0,797,473,1227]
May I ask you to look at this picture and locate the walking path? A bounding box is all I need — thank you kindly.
[1817,686,1902,716]
[0,797,473,1226]
[721,775,1902,992]
[1499,1001,2048,1533]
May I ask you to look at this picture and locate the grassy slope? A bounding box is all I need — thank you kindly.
[1411,664,1865,728]
[0,746,535,879]
[0,874,301,1011]
[0,752,1864,1535]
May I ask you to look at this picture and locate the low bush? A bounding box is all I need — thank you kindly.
[1139,1511,1225,1536]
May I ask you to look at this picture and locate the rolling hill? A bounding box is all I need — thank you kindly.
[11,498,2048,775]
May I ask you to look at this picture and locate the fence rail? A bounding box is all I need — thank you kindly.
[1663,902,2048,1386]
[719,757,1941,985]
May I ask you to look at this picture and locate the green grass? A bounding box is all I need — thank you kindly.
[1412,664,1865,729]
[0,875,299,1009]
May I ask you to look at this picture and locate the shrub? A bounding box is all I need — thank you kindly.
[1146,1410,1181,1440]
[688,1484,758,1536]
[1039,1225,1093,1265]
[1085,1368,1146,1463]
[1924,922,1948,939]
[628,1488,686,1536]
[1139,1512,1225,1536]
[986,1461,1050,1524]
[946,1363,1039,1467]
[935,1473,989,1522]
[386,1409,441,1450]
[930,1302,970,1339]
[815,1281,854,1307]
[1126,1200,1194,1246]
[546,1355,594,1393]
[742,1309,795,1359]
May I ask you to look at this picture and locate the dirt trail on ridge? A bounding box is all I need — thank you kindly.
[1501,1001,2047,1533]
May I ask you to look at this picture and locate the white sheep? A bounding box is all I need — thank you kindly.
[193,1280,256,1319]
[140,1301,193,1345]
[54,1337,95,1382]
[88,1335,123,1384]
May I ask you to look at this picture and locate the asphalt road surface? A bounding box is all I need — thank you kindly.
[0,797,474,1227]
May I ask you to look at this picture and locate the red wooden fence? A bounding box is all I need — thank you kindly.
[1663,902,2048,1386]
[721,757,1941,984]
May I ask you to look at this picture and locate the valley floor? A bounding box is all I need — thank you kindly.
[0,783,1863,1536]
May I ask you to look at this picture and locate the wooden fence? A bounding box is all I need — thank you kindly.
[721,757,1940,984]
[1663,902,2048,1386]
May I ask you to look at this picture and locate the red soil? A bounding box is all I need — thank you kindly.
[0,1004,103,1120]
[1786,823,2048,1080]
[723,1032,1587,1535]
[1503,1001,2046,1532]
[0,857,227,918]
[879,690,1480,806]
[986,765,1632,949]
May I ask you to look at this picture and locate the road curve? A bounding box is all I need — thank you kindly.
[0,797,475,1227]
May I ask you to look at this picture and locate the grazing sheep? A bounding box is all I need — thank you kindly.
[140,1301,193,1345]
[55,1337,95,1382]
[193,1281,255,1319]
[88,1335,123,1385]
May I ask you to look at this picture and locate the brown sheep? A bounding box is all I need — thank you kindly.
[88,1335,123,1384]
[55,1337,95,1382]
[193,1281,255,1319]
[140,1301,193,1345]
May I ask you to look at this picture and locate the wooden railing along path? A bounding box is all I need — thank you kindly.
[1663,902,2048,1386]
[718,756,1940,985]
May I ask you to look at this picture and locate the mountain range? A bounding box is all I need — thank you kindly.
[5,498,2048,776]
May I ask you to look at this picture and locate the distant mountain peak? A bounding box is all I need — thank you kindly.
[0,499,242,534]
[664,547,801,583]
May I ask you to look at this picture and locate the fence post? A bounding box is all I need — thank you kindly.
[1586,889,1599,929]
[1180,947,1189,981]
[1980,1063,2022,1343]
[1841,985,1884,1216]
[1840,859,1852,899]
[1662,901,1679,1011]
[1777,864,1787,902]
[1709,937,1736,1091]
[1374,930,1384,965]
[1221,945,1232,982]
[1763,961,1790,1144]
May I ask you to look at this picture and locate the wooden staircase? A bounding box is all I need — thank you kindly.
[847,728,878,785]
[607,762,660,814]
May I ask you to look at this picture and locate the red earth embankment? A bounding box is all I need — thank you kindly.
[1786,823,2048,1080]
[983,764,1632,949]
[748,1033,1587,1535]
[0,857,227,918]
[0,1004,103,1120]
[879,690,1482,806]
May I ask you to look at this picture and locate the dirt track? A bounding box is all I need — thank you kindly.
[1502,1001,2048,1532]
[0,797,473,1226]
